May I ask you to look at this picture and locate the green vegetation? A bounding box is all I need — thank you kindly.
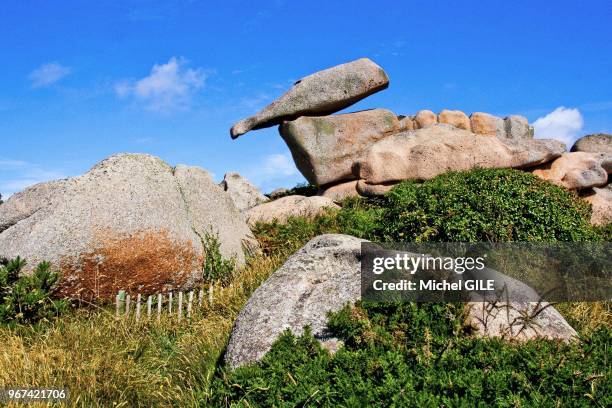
[0,168,609,406]
[269,181,318,198]
[201,231,237,284]
[0,257,68,326]
[212,302,611,406]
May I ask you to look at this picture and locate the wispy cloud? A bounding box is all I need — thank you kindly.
[115,57,209,112]
[241,153,304,193]
[0,159,66,198]
[533,107,584,147]
[29,62,72,88]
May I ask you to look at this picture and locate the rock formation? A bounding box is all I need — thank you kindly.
[279,109,400,186]
[571,133,612,154]
[226,234,577,368]
[583,185,612,225]
[225,234,364,368]
[244,195,339,226]
[219,172,269,212]
[355,124,565,187]
[532,152,612,189]
[230,58,389,138]
[0,153,256,300]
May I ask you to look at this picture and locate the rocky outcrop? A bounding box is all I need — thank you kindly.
[504,115,533,140]
[470,112,505,138]
[438,109,470,130]
[225,234,365,368]
[230,58,389,138]
[226,234,577,368]
[244,195,339,226]
[219,172,269,212]
[279,109,400,186]
[318,180,360,201]
[583,185,612,225]
[230,57,554,196]
[0,154,255,300]
[571,133,612,154]
[355,124,565,187]
[415,109,437,128]
[532,152,612,189]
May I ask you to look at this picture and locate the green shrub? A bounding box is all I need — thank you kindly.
[374,168,600,242]
[211,302,610,407]
[269,182,318,199]
[201,232,236,284]
[0,257,68,326]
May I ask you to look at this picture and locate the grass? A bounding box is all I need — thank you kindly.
[0,253,283,407]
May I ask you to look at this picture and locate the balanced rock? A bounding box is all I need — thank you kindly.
[244,195,339,226]
[470,112,505,137]
[414,109,437,128]
[280,109,400,186]
[318,180,360,201]
[225,234,366,368]
[571,133,612,154]
[532,152,612,189]
[0,154,255,300]
[355,124,565,186]
[583,185,612,226]
[230,58,389,138]
[219,172,269,212]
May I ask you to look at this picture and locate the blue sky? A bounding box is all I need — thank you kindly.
[1,0,611,197]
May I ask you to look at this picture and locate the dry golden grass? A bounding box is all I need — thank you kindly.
[555,301,612,336]
[0,254,284,407]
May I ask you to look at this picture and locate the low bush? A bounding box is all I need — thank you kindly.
[0,257,68,326]
[375,168,600,242]
[211,302,611,406]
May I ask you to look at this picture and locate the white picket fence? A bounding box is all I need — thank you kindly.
[114,282,225,321]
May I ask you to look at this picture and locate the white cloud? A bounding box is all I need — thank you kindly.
[533,107,584,146]
[0,159,66,198]
[115,57,208,112]
[29,62,71,88]
[242,153,304,193]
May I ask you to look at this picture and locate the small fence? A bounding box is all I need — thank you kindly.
[114,282,228,321]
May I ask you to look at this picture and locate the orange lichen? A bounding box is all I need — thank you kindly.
[58,228,202,301]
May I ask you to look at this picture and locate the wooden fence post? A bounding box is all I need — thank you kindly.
[178,292,183,321]
[135,293,142,321]
[147,295,152,319]
[157,294,162,322]
[125,294,131,317]
[187,291,194,319]
[168,292,173,313]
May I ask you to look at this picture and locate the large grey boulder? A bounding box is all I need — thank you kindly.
[225,234,577,368]
[244,195,339,226]
[230,58,389,138]
[0,153,256,300]
[225,234,365,368]
[280,109,400,186]
[571,133,612,154]
[532,152,612,189]
[219,172,269,212]
[355,124,565,186]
